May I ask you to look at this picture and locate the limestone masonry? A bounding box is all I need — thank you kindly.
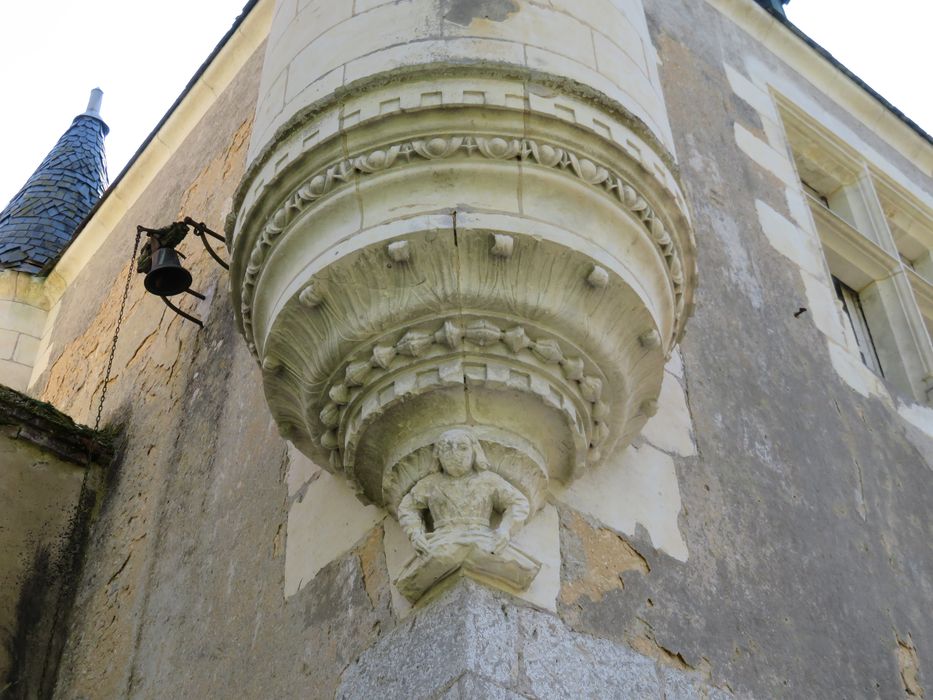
[2,0,932,698]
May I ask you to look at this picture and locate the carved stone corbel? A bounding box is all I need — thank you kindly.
[392,428,542,601]
[229,3,697,602]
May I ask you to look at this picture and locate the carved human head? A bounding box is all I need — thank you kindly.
[434,428,488,477]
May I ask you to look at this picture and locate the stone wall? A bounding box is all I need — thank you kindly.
[1,435,84,697]
[251,0,675,161]
[0,386,111,699]
[22,0,933,698]
[27,41,268,699]
[0,271,61,391]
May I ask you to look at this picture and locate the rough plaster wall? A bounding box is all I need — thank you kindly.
[558,0,933,696]
[30,46,270,699]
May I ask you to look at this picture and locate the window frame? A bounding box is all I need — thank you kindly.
[832,276,883,375]
[775,95,933,404]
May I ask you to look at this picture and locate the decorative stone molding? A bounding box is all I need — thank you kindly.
[236,134,689,357]
[230,0,697,602]
[311,315,607,483]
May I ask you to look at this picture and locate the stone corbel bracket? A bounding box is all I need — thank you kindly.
[228,70,697,516]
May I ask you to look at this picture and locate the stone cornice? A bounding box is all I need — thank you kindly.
[0,385,113,465]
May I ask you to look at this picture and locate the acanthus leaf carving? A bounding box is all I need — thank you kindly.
[345,361,372,387]
[532,339,564,364]
[560,357,585,381]
[371,345,397,369]
[396,330,433,357]
[434,320,464,349]
[503,326,532,353]
[329,383,350,405]
[464,320,502,347]
[580,376,603,403]
[320,402,340,428]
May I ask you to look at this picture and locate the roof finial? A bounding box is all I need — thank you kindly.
[84,88,103,118]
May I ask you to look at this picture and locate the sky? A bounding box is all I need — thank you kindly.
[0,1,930,208]
[0,0,247,206]
[784,0,933,133]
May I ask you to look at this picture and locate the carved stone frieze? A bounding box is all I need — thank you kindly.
[257,227,663,499]
[312,315,608,481]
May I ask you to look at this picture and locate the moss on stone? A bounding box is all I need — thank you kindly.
[0,385,114,465]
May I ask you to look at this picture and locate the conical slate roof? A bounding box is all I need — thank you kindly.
[0,89,109,275]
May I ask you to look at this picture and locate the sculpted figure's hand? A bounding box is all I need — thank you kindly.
[411,532,431,555]
[492,526,510,555]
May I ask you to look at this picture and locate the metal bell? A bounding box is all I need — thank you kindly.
[144,247,192,296]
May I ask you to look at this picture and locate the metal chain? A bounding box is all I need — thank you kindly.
[94,227,143,431]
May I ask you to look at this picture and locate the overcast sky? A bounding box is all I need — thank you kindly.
[0,1,930,209]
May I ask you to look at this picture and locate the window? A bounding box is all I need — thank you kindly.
[832,276,882,375]
[776,96,933,404]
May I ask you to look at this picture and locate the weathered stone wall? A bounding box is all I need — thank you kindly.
[0,436,84,696]
[28,43,275,699]
[593,0,932,696]
[0,271,61,391]
[22,1,933,698]
[0,385,112,699]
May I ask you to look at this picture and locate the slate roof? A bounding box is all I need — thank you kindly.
[754,0,790,15]
[0,107,108,275]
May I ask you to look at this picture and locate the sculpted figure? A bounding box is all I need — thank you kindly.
[395,428,540,601]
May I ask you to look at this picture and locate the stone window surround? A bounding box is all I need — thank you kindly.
[775,95,933,404]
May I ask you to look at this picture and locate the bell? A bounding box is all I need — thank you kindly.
[144,247,192,296]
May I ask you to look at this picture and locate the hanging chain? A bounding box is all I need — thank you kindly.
[94,227,143,431]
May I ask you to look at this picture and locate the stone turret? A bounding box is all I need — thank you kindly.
[0,89,109,391]
[229,0,697,611]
